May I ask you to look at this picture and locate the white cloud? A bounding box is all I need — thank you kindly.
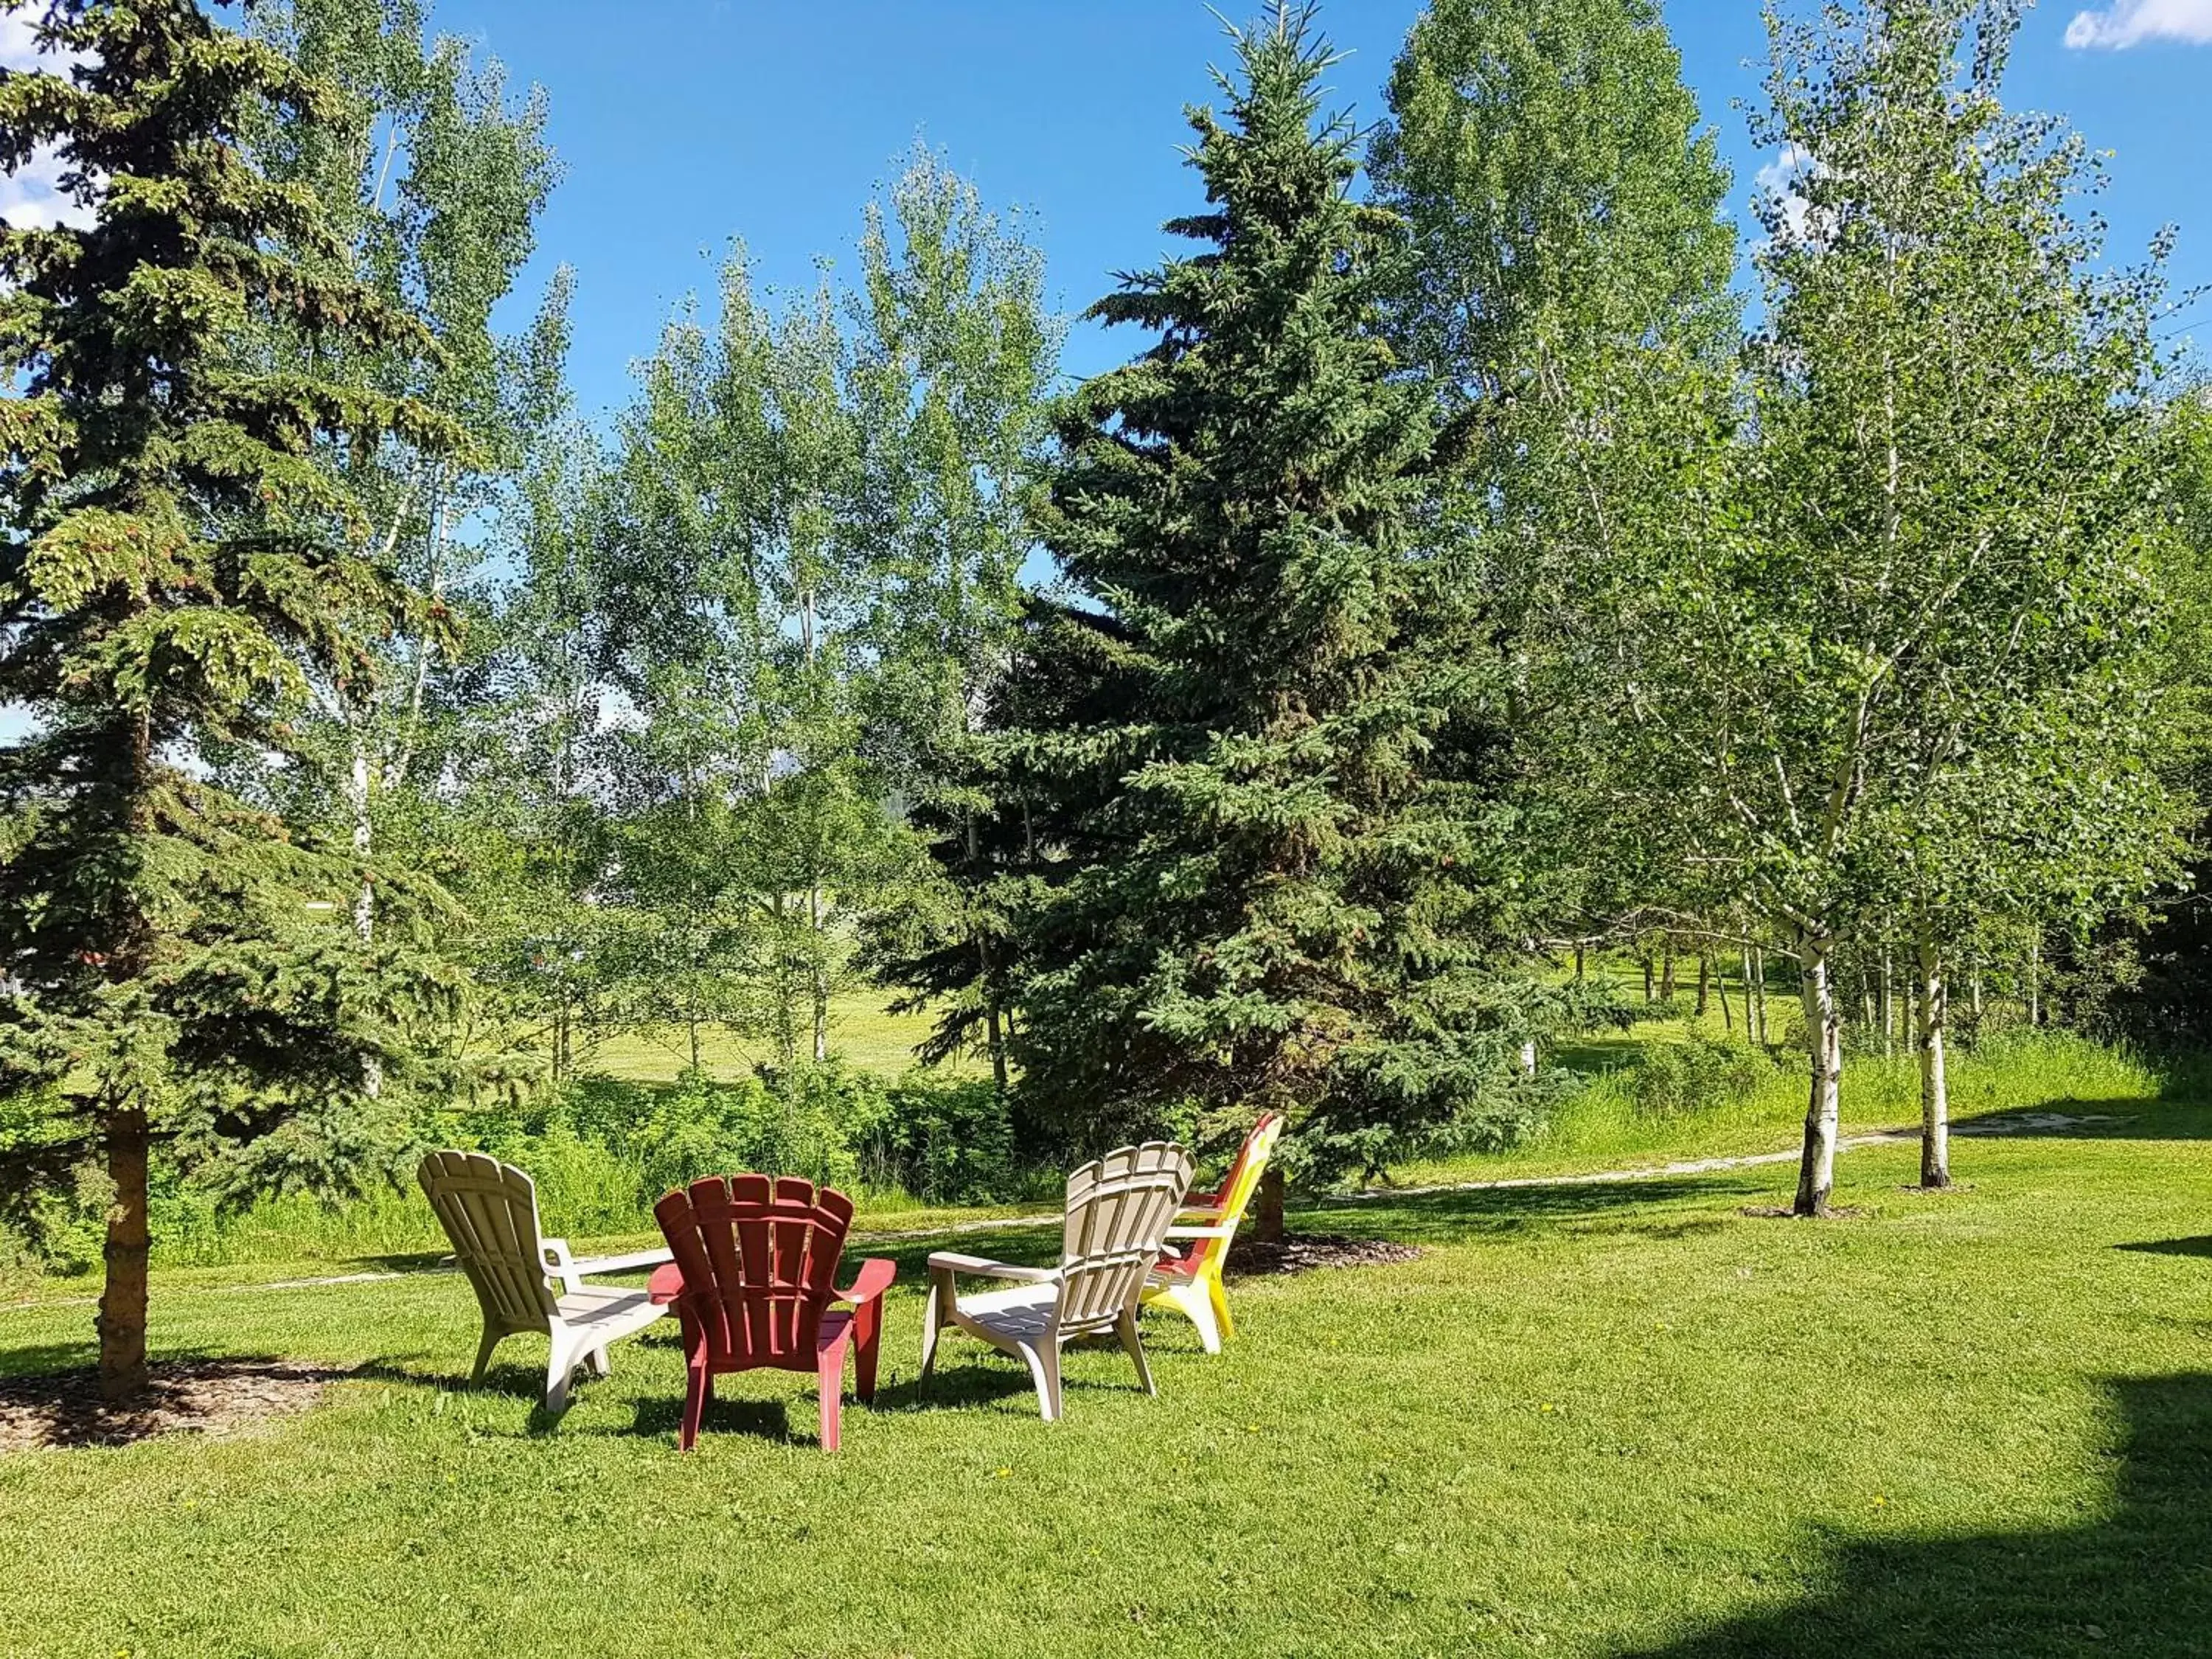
[0,15,44,69]
[0,14,95,232]
[1755,145,1820,243]
[2065,0,2212,48]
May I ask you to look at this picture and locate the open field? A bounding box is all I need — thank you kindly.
[5,1071,2210,1657]
[587,992,972,1086]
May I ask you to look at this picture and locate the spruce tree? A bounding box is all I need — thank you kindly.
[998,4,1531,1196]
[0,0,465,1397]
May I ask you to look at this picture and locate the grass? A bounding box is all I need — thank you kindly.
[4,1052,2210,1655]
[587,991,969,1085]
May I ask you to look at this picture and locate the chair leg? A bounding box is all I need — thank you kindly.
[588,1346,611,1378]
[1209,1276,1236,1344]
[544,1338,574,1414]
[852,1298,882,1402]
[470,1326,502,1387]
[1116,1309,1155,1396]
[817,1333,848,1453]
[678,1317,711,1452]
[1018,1339,1062,1423]
[1187,1283,1224,1356]
[920,1270,953,1379]
[678,1366,710,1452]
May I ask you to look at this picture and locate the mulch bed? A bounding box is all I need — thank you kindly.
[0,1360,342,1454]
[1225,1234,1423,1276]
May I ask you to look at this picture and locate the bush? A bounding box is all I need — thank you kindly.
[857,1077,1018,1205]
[1633,1037,1775,1119]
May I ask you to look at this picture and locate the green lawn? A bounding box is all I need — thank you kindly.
[588,991,972,1085]
[5,1076,2211,1656]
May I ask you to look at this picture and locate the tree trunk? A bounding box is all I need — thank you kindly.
[1739,947,1754,1037]
[1916,929,1950,1190]
[985,999,1009,1093]
[1879,943,1894,1057]
[1752,947,1767,1046]
[97,1105,152,1400]
[1641,952,1654,1003]
[809,885,829,1065]
[1253,1164,1286,1246]
[1719,957,1734,1033]
[1519,1036,1537,1078]
[2028,933,2041,1026]
[1792,942,1843,1218]
[1573,944,1585,982]
[1660,944,1676,1003]
[1696,955,1710,1018]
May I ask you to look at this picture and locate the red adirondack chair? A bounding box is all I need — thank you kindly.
[648,1175,895,1453]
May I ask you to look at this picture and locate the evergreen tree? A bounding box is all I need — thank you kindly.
[0,0,465,1396]
[995,3,1538,1199]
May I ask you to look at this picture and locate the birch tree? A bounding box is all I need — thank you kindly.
[1593,0,2183,1211]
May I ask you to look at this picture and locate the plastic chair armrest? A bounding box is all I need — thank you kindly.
[647,1262,686,1305]
[1164,1223,1235,1240]
[540,1238,583,1295]
[926,1251,1060,1284]
[839,1256,897,1305]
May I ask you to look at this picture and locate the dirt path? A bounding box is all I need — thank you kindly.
[2,1111,2118,1313]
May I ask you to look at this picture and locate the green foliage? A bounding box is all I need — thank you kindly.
[1630,1036,1775,1120]
[856,1076,1018,1206]
[0,0,483,1391]
[973,4,1556,1180]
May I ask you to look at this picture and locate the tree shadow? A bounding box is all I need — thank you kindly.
[1309,1175,1776,1244]
[0,1352,362,1452]
[2115,1237,2212,1259]
[1619,1373,2212,1658]
[1950,1097,2209,1142]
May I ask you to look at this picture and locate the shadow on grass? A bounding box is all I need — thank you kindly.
[1306,1175,1775,1245]
[1950,1097,2211,1142]
[1621,1373,2212,1659]
[2116,1237,2212,1259]
[0,1352,361,1451]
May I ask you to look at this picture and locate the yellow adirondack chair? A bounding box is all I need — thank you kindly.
[1141,1112,1283,1352]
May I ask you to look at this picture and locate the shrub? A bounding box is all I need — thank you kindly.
[857,1077,1018,1204]
[1633,1037,1775,1119]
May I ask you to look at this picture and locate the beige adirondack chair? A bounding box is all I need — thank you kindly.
[417,1150,672,1411]
[919,1141,1194,1422]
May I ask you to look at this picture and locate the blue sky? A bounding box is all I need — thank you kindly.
[413,0,2212,418]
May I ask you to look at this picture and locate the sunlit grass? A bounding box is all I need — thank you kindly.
[4,1089,2209,1657]
[586,990,980,1085]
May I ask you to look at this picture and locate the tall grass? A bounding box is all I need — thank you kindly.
[1388,1027,2163,1188]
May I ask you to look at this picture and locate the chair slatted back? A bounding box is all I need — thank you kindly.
[1057,1141,1194,1331]
[655,1175,855,1370]
[417,1150,558,1331]
[1187,1113,1285,1276]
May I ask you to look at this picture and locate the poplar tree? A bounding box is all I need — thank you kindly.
[995,4,1533,1197]
[0,0,465,1396]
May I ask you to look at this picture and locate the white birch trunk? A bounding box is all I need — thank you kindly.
[1792,940,1843,1217]
[347,726,381,1099]
[1916,928,1950,1189]
[808,882,829,1065]
[1879,942,1894,1057]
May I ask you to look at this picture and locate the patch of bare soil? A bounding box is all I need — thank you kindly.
[0,1360,344,1453]
[1225,1234,1423,1276]
[1738,1204,1870,1220]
